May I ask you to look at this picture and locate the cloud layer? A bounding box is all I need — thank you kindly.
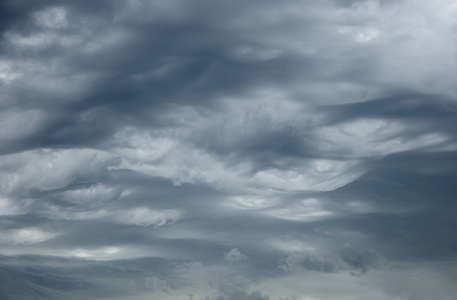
[1,0,457,299]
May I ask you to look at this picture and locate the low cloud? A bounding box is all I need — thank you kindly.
[281,251,338,274]
[145,276,171,293]
[224,248,248,262]
[212,287,271,300]
[0,228,58,245]
[115,207,179,227]
[281,246,387,275]
[339,245,388,275]
[1,0,457,299]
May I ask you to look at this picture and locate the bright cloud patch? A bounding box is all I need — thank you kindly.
[0,228,58,245]
[115,207,179,227]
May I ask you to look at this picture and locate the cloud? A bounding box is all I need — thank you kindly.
[338,245,387,275]
[0,228,58,245]
[145,276,171,293]
[212,288,271,300]
[1,0,457,299]
[0,196,32,216]
[280,245,387,276]
[281,251,338,273]
[224,248,248,262]
[115,207,179,227]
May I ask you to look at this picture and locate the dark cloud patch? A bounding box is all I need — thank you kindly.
[0,264,89,300]
[0,0,55,35]
[299,150,457,261]
[0,109,118,154]
[323,93,457,128]
[280,246,387,276]
[0,255,185,300]
[339,246,387,275]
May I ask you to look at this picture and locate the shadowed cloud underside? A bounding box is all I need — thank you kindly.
[1,0,457,299]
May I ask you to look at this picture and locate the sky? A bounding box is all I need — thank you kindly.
[1,0,457,299]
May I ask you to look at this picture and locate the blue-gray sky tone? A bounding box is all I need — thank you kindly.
[1,0,457,299]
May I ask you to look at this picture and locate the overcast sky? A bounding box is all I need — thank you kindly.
[1,0,457,299]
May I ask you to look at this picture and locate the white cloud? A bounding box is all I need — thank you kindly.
[0,228,58,245]
[0,60,23,85]
[115,207,180,227]
[109,98,365,194]
[145,276,171,292]
[34,7,68,29]
[0,149,118,194]
[265,198,333,222]
[70,247,124,259]
[316,118,451,158]
[227,195,278,210]
[57,184,121,206]
[0,196,32,216]
[224,248,248,262]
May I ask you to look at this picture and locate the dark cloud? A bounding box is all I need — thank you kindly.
[1,0,457,299]
[338,246,387,275]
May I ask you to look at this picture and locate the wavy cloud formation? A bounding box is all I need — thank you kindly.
[1,0,457,299]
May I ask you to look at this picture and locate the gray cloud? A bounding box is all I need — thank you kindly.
[281,251,339,274]
[280,245,387,276]
[1,0,457,299]
[339,246,387,275]
[211,288,271,300]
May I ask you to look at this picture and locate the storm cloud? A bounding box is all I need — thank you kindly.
[1,0,457,299]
